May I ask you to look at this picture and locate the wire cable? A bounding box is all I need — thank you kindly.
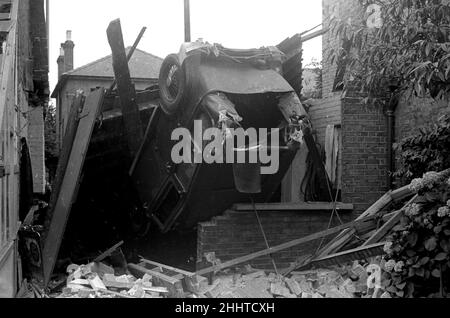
[250,196,279,275]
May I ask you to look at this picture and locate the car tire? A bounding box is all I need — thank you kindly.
[159,54,187,116]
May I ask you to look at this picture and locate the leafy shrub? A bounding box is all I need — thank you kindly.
[381,171,450,298]
[393,115,450,181]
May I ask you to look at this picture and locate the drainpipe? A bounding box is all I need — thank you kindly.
[386,83,400,189]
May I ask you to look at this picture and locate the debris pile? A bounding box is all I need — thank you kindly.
[186,260,389,299]
[53,262,168,298]
[48,257,391,299]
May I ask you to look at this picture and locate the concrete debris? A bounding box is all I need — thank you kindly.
[51,257,386,298]
[54,261,163,298]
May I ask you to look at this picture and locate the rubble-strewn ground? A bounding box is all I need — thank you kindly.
[29,257,391,299]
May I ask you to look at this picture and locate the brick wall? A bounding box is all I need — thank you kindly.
[29,0,48,93]
[341,97,388,214]
[322,0,362,97]
[28,106,46,194]
[197,210,353,270]
[309,95,342,146]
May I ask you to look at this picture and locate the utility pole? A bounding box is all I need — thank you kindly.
[46,0,50,62]
[184,0,191,42]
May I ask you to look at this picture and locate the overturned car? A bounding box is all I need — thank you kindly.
[126,42,309,233]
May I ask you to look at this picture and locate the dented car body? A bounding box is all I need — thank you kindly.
[128,43,308,232]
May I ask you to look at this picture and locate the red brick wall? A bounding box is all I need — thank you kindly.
[197,210,353,270]
[341,97,388,214]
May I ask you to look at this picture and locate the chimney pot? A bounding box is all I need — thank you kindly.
[66,30,72,41]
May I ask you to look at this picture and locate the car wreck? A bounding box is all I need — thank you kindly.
[28,18,319,287]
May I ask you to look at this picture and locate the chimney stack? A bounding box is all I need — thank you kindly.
[57,46,65,80]
[62,30,74,73]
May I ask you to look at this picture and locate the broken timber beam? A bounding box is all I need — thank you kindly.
[107,19,143,157]
[109,26,147,92]
[303,242,386,269]
[314,191,393,259]
[43,93,85,240]
[363,210,403,247]
[233,202,354,212]
[362,194,418,246]
[139,258,195,277]
[42,89,105,287]
[304,169,450,269]
[128,264,180,285]
[196,215,378,276]
[93,241,124,263]
[128,263,184,298]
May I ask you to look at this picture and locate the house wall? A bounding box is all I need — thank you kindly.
[341,96,388,213]
[319,0,450,214]
[315,0,389,214]
[309,95,342,147]
[1,0,48,297]
[197,209,353,270]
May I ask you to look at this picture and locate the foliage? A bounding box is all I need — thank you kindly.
[381,171,450,298]
[303,59,323,99]
[393,115,450,181]
[328,0,450,101]
[44,102,58,166]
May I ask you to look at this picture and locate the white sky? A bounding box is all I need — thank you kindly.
[49,0,323,93]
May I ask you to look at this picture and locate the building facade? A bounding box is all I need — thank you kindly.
[309,0,450,214]
[0,0,49,297]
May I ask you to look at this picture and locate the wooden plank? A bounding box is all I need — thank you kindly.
[301,28,328,43]
[316,228,356,259]
[304,242,386,269]
[318,168,450,258]
[42,89,105,287]
[196,215,378,276]
[362,194,418,246]
[362,210,403,247]
[129,106,160,176]
[315,191,393,258]
[128,263,184,298]
[139,258,195,277]
[391,185,413,202]
[359,192,393,219]
[109,27,147,92]
[106,19,143,157]
[128,263,179,285]
[43,94,84,239]
[233,202,354,212]
[93,241,124,263]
